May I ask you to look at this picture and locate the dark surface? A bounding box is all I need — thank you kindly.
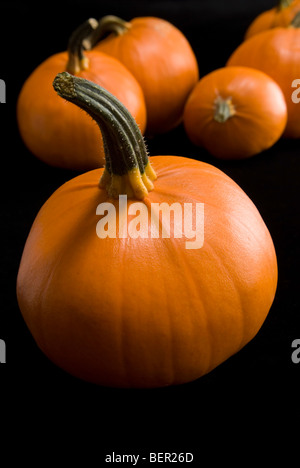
[1,0,299,461]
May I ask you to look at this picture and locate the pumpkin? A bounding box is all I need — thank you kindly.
[245,0,300,40]
[183,66,287,159]
[16,18,146,170]
[227,13,300,139]
[16,72,278,388]
[88,15,199,135]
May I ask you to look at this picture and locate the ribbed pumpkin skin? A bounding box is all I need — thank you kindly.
[93,17,199,135]
[183,66,287,159]
[16,156,278,388]
[17,51,147,170]
[227,27,300,139]
[245,1,300,39]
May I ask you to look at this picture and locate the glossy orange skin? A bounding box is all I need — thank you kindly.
[17,51,147,170]
[93,17,199,135]
[227,27,300,138]
[16,156,278,388]
[245,1,300,40]
[183,66,287,159]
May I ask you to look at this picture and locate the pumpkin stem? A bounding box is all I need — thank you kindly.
[278,0,293,10]
[290,10,300,27]
[66,18,99,74]
[214,96,236,123]
[53,72,157,200]
[84,15,131,49]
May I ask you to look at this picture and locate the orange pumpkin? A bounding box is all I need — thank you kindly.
[183,66,287,159]
[227,13,300,139]
[245,0,300,40]
[17,19,146,170]
[16,73,278,388]
[89,15,199,135]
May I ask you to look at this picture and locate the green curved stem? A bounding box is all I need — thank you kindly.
[66,18,99,74]
[278,0,294,10]
[53,72,156,200]
[291,10,300,26]
[84,15,131,50]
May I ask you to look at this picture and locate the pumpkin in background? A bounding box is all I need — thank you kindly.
[16,73,278,388]
[183,66,287,159]
[17,19,146,171]
[88,15,199,135]
[245,0,300,40]
[227,13,300,139]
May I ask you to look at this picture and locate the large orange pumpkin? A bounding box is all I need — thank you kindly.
[227,13,300,139]
[183,66,287,159]
[245,0,300,40]
[89,15,199,135]
[16,73,278,388]
[17,19,146,170]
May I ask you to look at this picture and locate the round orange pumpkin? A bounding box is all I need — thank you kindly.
[17,19,146,170]
[16,73,278,388]
[183,66,287,159]
[227,14,300,139]
[245,0,300,40]
[89,15,199,135]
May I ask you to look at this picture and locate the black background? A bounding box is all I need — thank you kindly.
[1,0,299,463]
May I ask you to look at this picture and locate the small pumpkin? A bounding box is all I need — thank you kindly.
[227,12,300,139]
[88,15,199,135]
[183,66,287,159]
[17,19,146,170]
[245,0,300,40]
[16,72,278,388]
